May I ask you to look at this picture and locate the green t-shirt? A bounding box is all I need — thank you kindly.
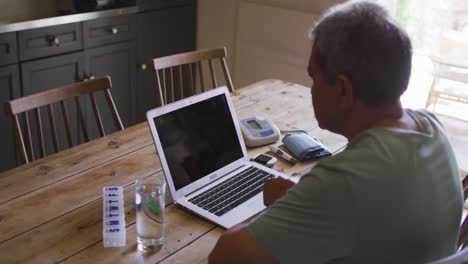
[247,110,463,264]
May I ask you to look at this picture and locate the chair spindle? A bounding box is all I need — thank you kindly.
[198,61,205,92]
[23,112,34,162]
[221,57,234,92]
[178,65,184,99]
[155,68,164,106]
[75,96,89,142]
[35,107,46,158]
[208,59,218,88]
[89,92,106,137]
[162,68,167,104]
[60,100,73,148]
[104,89,124,131]
[14,115,29,164]
[170,67,174,104]
[47,104,60,153]
[189,63,195,95]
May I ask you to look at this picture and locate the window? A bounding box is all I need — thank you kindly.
[394,0,468,121]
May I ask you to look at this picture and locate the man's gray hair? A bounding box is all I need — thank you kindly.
[310,1,412,106]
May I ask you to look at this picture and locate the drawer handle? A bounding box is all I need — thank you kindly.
[49,36,60,47]
[140,64,147,71]
[111,27,119,35]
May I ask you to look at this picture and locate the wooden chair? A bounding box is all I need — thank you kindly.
[152,47,235,106]
[5,76,124,164]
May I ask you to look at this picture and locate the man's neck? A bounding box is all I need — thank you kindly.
[340,102,416,141]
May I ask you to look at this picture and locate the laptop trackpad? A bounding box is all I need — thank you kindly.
[246,194,265,210]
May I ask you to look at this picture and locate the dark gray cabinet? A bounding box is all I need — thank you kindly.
[0,3,196,172]
[135,4,196,123]
[84,41,136,139]
[21,52,85,94]
[21,52,84,155]
[0,65,20,172]
[19,42,138,155]
[0,33,18,66]
[18,23,83,61]
[83,14,136,48]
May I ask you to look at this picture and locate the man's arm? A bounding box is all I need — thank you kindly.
[209,177,295,264]
[263,177,296,206]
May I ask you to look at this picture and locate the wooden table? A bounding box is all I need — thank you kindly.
[0,79,348,263]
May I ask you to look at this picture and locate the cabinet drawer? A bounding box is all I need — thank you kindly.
[18,23,83,61]
[0,33,18,66]
[83,15,136,48]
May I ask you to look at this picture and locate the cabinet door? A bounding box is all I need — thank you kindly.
[0,65,20,172]
[21,52,84,155]
[0,33,18,67]
[85,41,136,139]
[135,4,196,123]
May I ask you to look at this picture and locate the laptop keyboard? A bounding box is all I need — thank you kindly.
[188,166,275,217]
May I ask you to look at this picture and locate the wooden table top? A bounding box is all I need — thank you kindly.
[0,79,348,263]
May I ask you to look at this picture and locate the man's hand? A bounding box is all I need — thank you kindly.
[263,177,295,206]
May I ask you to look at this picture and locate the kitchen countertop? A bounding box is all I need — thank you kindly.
[0,6,138,34]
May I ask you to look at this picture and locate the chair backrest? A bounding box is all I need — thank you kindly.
[152,47,235,106]
[5,76,124,164]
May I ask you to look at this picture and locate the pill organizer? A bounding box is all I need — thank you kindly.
[103,186,126,247]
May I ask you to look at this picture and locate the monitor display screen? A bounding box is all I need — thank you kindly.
[154,94,244,190]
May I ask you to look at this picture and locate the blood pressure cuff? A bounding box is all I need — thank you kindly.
[282,133,331,161]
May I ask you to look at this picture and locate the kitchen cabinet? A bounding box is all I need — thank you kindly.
[0,33,18,66]
[0,65,20,172]
[21,52,84,155]
[0,2,197,172]
[84,41,136,139]
[135,4,196,123]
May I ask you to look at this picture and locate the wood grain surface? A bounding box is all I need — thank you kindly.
[0,79,348,263]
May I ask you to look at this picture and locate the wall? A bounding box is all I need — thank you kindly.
[0,0,56,23]
[197,0,402,89]
[197,0,345,89]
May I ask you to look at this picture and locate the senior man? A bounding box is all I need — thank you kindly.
[209,1,463,263]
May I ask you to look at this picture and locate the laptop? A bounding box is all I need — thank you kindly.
[146,86,291,229]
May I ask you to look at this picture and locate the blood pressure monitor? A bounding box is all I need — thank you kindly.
[239,117,280,147]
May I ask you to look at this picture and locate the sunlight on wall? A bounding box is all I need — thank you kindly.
[0,0,56,23]
[401,55,433,109]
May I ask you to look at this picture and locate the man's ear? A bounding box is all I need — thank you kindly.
[336,74,354,109]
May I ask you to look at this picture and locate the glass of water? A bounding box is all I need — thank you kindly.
[135,175,166,252]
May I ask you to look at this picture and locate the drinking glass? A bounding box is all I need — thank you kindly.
[135,175,166,252]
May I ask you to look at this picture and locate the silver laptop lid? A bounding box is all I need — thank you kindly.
[146,86,249,202]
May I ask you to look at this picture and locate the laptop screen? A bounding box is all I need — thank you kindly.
[153,94,244,190]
